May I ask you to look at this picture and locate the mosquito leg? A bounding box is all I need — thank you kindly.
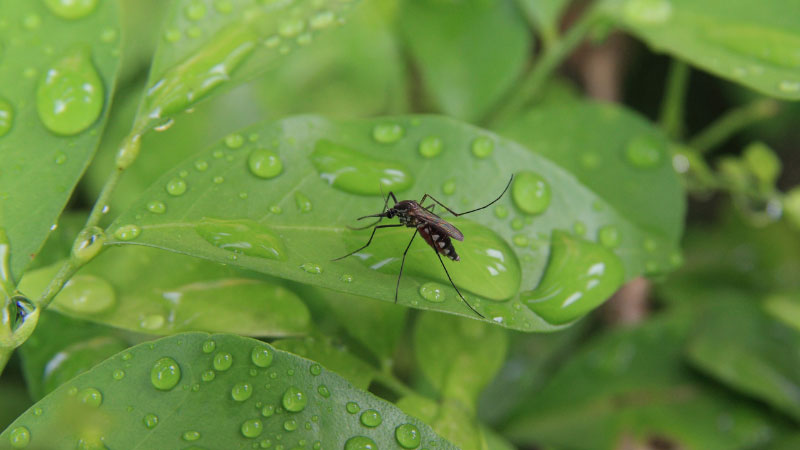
[395,229,418,304]
[332,224,403,261]
[419,175,513,217]
[434,250,485,318]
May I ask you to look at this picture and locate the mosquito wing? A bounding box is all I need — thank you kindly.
[414,208,464,241]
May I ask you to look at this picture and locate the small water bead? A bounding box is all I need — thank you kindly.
[778,80,800,93]
[471,136,494,159]
[419,282,446,303]
[213,176,225,184]
[270,205,282,214]
[372,123,404,143]
[284,419,297,431]
[442,179,456,195]
[182,431,201,441]
[241,419,264,438]
[122,352,132,361]
[309,364,321,376]
[512,171,552,215]
[597,225,620,248]
[312,441,321,450]
[225,133,244,149]
[232,382,253,401]
[112,369,125,380]
[395,424,421,449]
[317,385,330,398]
[625,135,664,169]
[201,370,215,382]
[261,405,275,417]
[194,159,209,171]
[282,386,307,412]
[494,205,509,219]
[279,19,306,38]
[185,0,207,20]
[310,10,335,29]
[264,35,281,48]
[37,48,105,136]
[164,28,181,42]
[300,263,322,274]
[297,33,312,45]
[142,413,160,429]
[511,218,524,230]
[139,314,165,330]
[33,408,43,416]
[55,274,115,314]
[248,148,283,179]
[8,426,30,448]
[251,346,273,367]
[512,234,529,247]
[339,273,353,283]
[213,352,233,371]
[151,357,181,390]
[573,221,586,236]
[418,136,443,158]
[44,0,98,20]
[114,224,141,241]
[249,368,257,376]
[166,178,187,196]
[23,13,41,30]
[346,402,360,414]
[345,436,377,450]
[147,200,166,214]
[295,192,312,212]
[0,98,14,137]
[78,387,103,407]
[360,409,382,427]
[214,0,233,13]
[623,0,673,25]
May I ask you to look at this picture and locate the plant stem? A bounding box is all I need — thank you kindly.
[485,9,601,127]
[658,60,690,139]
[688,99,780,154]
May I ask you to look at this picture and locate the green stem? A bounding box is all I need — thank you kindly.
[485,9,601,127]
[658,60,690,139]
[688,99,780,154]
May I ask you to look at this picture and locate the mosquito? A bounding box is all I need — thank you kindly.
[333,175,514,318]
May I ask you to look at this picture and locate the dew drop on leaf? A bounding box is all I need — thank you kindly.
[139,314,165,331]
[283,419,297,431]
[23,13,41,30]
[395,423,421,449]
[251,346,273,367]
[278,19,306,38]
[166,178,187,196]
[625,135,664,169]
[195,218,287,260]
[372,123,404,143]
[261,405,275,417]
[419,282,446,303]
[147,200,166,214]
[494,205,508,219]
[8,426,31,448]
[213,0,232,13]
[248,148,283,179]
[359,409,382,427]
[182,431,200,441]
[441,179,456,195]
[150,357,181,390]
[309,364,321,376]
[184,0,207,21]
[345,436,377,450]
[311,140,413,195]
[0,97,14,137]
[471,136,494,159]
[300,263,322,274]
[201,370,215,382]
[213,352,233,371]
[573,221,586,236]
[231,382,253,401]
[317,385,331,398]
[71,226,106,262]
[346,401,360,414]
[78,387,103,407]
[778,80,800,93]
[623,0,673,25]
[418,136,443,158]
[339,273,353,283]
[114,224,141,241]
[143,413,159,429]
[224,133,244,149]
[282,386,307,412]
[598,225,621,248]
[54,274,115,314]
[54,152,67,164]
[44,0,98,20]
[36,48,104,136]
[241,419,263,438]
[112,369,125,380]
[512,171,551,215]
[310,10,335,29]
[295,192,313,212]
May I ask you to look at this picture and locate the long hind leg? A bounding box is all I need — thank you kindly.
[434,250,484,318]
[395,229,418,303]
[332,224,402,261]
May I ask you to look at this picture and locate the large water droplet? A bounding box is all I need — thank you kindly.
[623,0,672,25]
[522,231,624,324]
[395,423,421,449]
[251,346,273,367]
[0,98,14,137]
[213,352,233,371]
[182,431,201,441]
[248,148,283,179]
[114,224,141,241]
[241,419,263,438]
[418,136,443,158]
[419,282,446,303]
[372,123,404,143]
[150,357,181,390]
[78,387,103,407]
[345,436,377,450]
[311,140,413,195]
[143,413,159,429]
[54,274,115,314]
[231,382,253,401]
[71,226,106,262]
[512,171,551,215]
[44,0,98,19]
[625,135,664,169]
[36,48,104,136]
[195,218,287,260]
[8,426,31,448]
[282,386,307,412]
[471,136,494,159]
[360,409,382,427]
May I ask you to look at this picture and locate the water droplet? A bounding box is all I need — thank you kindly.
[339,273,353,283]
[778,80,800,93]
[573,221,586,236]
[625,135,664,169]
[33,408,42,416]
[78,387,102,407]
[213,352,233,371]
[150,357,181,390]
[471,136,494,159]
[307,364,321,376]
[0,98,14,137]
[295,192,312,212]
[418,136,443,158]
[8,426,30,448]
[310,10,335,29]
[195,217,287,261]
[300,263,321,274]
[121,352,132,361]
[494,205,509,219]
[241,419,264,438]
[23,13,41,30]
[419,282,446,303]
[248,148,283,179]
[166,178,187,196]
[623,0,672,25]
[182,431,201,441]
[282,386,307,412]
[71,226,106,262]
[114,224,141,241]
[643,238,657,252]
[522,231,624,324]
[512,171,551,215]
[37,48,104,136]
[317,385,330,398]
[224,133,244,149]
[597,225,620,248]
[44,0,98,19]
[279,19,306,38]
[346,401,360,414]
[147,200,166,214]
[212,176,224,185]
[283,419,297,431]
[269,205,282,214]
[251,346,273,367]
[360,409,382,427]
[395,424,421,449]
[311,140,413,195]
[442,179,456,195]
[372,123,404,143]
[341,436,377,450]
[232,382,253,401]
[54,274,115,314]
[100,28,117,43]
[138,314,164,330]
[184,0,207,20]
[214,0,233,13]
[143,413,159,429]
[201,370,215,382]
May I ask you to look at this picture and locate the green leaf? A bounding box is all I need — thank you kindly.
[0,332,456,449]
[396,395,497,450]
[599,0,800,100]
[413,311,507,409]
[107,115,682,331]
[18,246,310,336]
[503,314,781,449]
[27,212,86,271]
[398,0,531,122]
[0,0,121,281]
[515,0,571,42]
[133,0,363,132]
[19,312,128,400]
[686,299,800,422]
